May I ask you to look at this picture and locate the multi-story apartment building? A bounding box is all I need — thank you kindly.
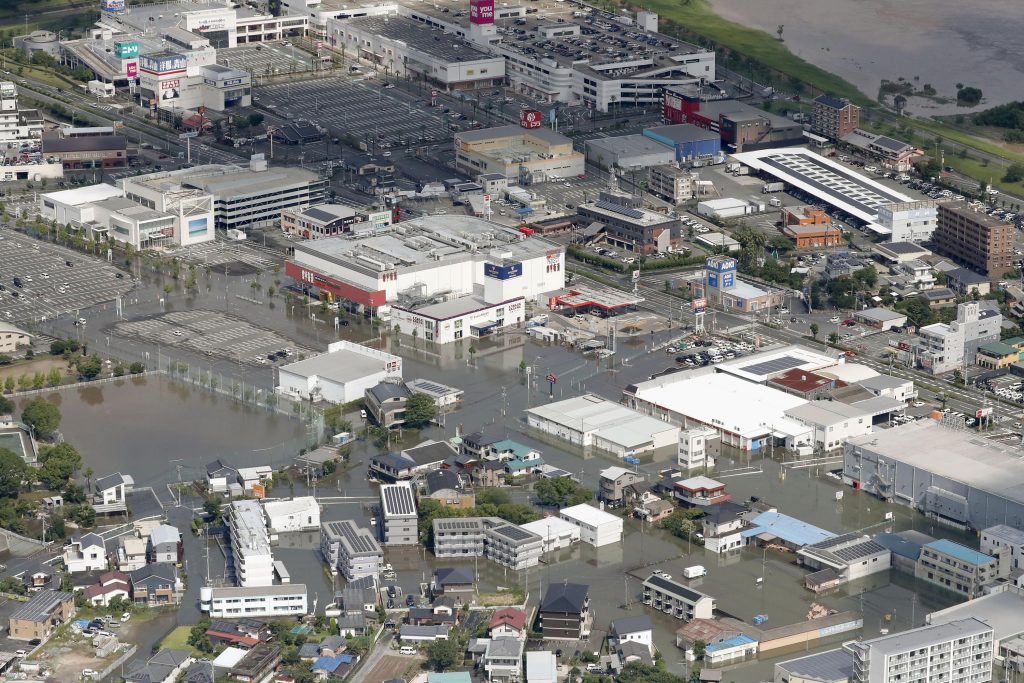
[379,482,418,546]
[915,538,1007,599]
[980,524,1024,573]
[320,520,384,581]
[538,583,592,640]
[641,574,716,621]
[933,202,1015,276]
[229,500,275,587]
[647,165,699,205]
[812,95,860,141]
[432,517,543,570]
[576,192,680,255]
[913,301,1001,374]
[848,617,994,683]
[200,584,308,618]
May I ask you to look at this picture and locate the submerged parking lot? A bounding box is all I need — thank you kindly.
[0,228,133,324]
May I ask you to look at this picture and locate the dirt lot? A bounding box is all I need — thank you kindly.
[359,653,423,683]
[0,357,71,384]
[31,612,156,681]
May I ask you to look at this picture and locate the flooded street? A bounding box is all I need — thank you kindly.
[710,0,1024,114]
[27,332,970,679]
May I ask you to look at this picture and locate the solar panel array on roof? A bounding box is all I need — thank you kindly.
[492,524,533,542]
[872,136,910,152]
[304,206,349,223]
[594,199,643,220]
[326,520,381,555]
[738,355,807,377]
[833,539,887,562]
[807,532,860,551]
[381,483,416,517]
[411,380,449,394]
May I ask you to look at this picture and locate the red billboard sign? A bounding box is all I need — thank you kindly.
[470,0,494,24]
[520,109,542,129]
[125,61,137,77]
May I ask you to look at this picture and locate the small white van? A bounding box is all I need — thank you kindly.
[399,646,416,655]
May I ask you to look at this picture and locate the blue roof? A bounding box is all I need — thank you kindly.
[741,510,836,547]
[925,539,995,566]
[873,532,924,560]
[706,634,757,652]
[312,654,354,672]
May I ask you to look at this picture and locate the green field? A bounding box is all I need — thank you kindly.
[630,0,870,105]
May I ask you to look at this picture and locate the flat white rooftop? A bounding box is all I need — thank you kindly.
[715,345,840,383]
[527,394,678,448]
[731,148,912,224]
[630,371,810,440]
[520,516,579,539]
[560,503,621,527]
[42,183,122,206]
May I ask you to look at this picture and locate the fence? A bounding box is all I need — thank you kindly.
[97,644,138,682]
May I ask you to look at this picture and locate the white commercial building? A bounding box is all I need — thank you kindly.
[914,301,1001,374]
[980,525,1024,573]
[262,497,320,534]
[520,516,581,553]
[0,159,62,183]
[321,3,713,112]
[559,504,623,548]
[715,345,840,384]
[276,340,401,404]
[876,200,938,243]
[848,618,994,683]
[287,215,565,319]
[697,197,756,220]
[625,370,812,453]
[784,401,875,452]
[0,80,43,143]
[526,394,679,458]
[200,584,308,618]
[228,500,275,588]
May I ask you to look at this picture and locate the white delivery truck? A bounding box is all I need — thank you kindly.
[683,565,707,579]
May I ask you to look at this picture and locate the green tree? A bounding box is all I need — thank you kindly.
[3,377,14,394]
[322,405,353,435]
[534,477,593,507]
[0,394,13,415]
[188,620,214,653]
[809,323,819,340]
[692,640,706,661]
[21,398,62,439]
[248,112,265,129]
[46,368,61,387]
[1003,163,1024,184]
[425,637,460,671]
[129,362,145,374]
[828,331,840,346]
[75,354,103,380]
[0,355,11,365]
[37,442,82,490]
[0,447,27,498]
[403,392,437,428]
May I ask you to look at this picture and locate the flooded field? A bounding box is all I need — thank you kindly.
[710,0,1024,114]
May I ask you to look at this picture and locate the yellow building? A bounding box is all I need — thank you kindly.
[454,125,584,183]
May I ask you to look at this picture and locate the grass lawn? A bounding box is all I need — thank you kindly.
[159,625,206,657]
[629,0,870,105]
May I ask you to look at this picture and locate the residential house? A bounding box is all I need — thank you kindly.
[311,653,356,680]
[63,533,107,574]
[599,466,646,505]
[424,469,475,509]
[319,635,347,656]
[483,636,525,682]
[471,461,507,488]
[946,267,991,297]
[408,597,459,627]
[489,608,527,640]
[206,459,239,494]
[92,472,131,513]
[83,570,130,607]
[369,440,454,482]
[616,640,654,667]
[433,567,475,595]
[539,583,591,640]
[148,524,182,565]
[701,502,747,554]
[8,589,75,641]
[125,649,193,683]
[180,659,215,683]
[673,477,729,507]
[236,466,273,494]
[399,624,450,642]
[118,536,148,572]
[462,432,502,460]
[205,619,271,649]
[365,382,411,428]
[18,561,55,593]
[129,563,182,606]
[610,615,653,650]
[633,492,674,522]
[229,643,281,683]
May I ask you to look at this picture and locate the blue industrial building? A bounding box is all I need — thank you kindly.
[642,124,721,161]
